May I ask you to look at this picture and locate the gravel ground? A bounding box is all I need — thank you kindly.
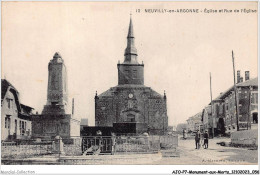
[149,136,258,165]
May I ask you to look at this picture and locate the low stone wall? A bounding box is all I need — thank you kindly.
[63,139,82,156]
[1,142,53,159]
[231,129,258,147]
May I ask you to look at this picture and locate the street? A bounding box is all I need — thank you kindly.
[150,136,258,165]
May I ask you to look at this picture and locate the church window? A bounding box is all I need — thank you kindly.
[133,70,137,78]
[128,100,133,109]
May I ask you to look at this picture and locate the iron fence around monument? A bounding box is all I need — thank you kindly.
[1,135,178,159]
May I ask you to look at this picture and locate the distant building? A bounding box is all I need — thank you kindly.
[186,112,202,133]
[1,79,34,141]
[31,52,80,139]
[176,123,188,133]
[95,17,168,135]
[201,106,211,133]
[80,118,88,131]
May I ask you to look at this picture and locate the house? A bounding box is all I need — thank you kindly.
[207,71,258,136]
[218,76,258,134]
[1,79,34,141]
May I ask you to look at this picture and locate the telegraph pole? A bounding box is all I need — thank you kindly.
[232,51,240,131]
[210,72,214,138]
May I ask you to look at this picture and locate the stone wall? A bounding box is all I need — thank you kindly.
[31,114,80,139]
[231,129,258,146]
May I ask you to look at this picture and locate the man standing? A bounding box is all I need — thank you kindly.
[203,130,209,149]
[195,130,201,149]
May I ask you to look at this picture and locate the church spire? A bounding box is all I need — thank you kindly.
[124,15,138,64]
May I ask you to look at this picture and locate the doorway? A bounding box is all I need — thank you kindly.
[218,118,225,135]
[253,113,258,123]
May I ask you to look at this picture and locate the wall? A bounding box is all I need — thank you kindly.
[117,64,144,85]
[32,114,80,139]
[70,118,80,137]
[231,129,258,146]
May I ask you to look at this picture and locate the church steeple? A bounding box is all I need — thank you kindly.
[118,16,144,85]
[124,16,138,64]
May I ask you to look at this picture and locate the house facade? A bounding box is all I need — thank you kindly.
[1,79,34,141]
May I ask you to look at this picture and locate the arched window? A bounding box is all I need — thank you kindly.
[127,114,135,122]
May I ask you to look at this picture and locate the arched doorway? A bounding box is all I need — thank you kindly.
[217,118,225,135]
[253,112,258,123]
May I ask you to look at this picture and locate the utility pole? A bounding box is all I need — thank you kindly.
[210,72,214,138]
[232,50,240,131]
[247,86,252,130]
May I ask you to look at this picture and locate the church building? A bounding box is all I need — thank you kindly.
[95,17,168,135]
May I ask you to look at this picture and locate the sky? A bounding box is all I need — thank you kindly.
[2,2,258,127]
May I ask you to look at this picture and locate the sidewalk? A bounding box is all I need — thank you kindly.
[2,152,163,165]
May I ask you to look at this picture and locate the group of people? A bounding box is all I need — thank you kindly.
[195,130,209,149]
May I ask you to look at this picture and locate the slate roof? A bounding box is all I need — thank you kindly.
[237,77,258,87]
[98,84,164,98]
[1,79,18,101]
[1,79,34,115]
[210,77,258,103]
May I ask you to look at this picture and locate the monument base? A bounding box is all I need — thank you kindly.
[31,114,80,139]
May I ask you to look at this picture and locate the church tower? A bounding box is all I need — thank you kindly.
[42,52,68,115]
[117,16,144,85]
[95,16,168,135]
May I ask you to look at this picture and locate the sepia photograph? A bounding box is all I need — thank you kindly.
[0,1,259,174]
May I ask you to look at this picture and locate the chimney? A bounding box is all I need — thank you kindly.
[237,70,241,83]
[240,77,243,83]
[245,71,250,81]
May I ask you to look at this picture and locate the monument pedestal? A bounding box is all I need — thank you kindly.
[31,114,80,139]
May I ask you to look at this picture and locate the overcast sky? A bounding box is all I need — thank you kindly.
[2,2,258,127]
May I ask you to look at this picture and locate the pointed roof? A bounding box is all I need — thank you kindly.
[53,52,62,59]
[51,52,64,63]
[124,16,138,64]
[127,16,134,38]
